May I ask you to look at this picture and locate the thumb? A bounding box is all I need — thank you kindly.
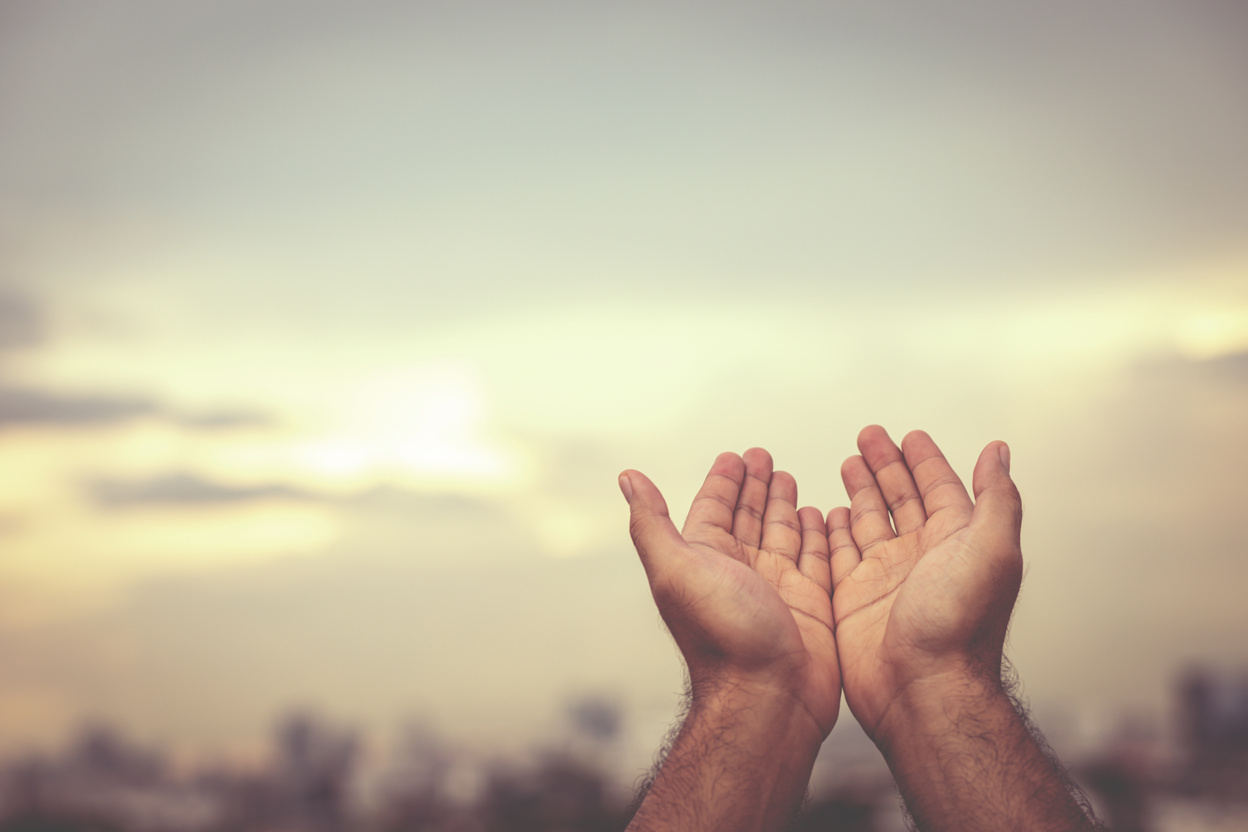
[619,469,685,577]
[970,441,1023,541]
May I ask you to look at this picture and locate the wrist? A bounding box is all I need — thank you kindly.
[627,673,825,832]
[868,668,1100,832]
[686,671,827,759]
[872,668,1011,758]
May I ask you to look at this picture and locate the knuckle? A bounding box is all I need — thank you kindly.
[887,491,920,513]
[628,514,649,544]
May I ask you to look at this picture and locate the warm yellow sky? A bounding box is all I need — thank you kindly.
[1,0,1247,762]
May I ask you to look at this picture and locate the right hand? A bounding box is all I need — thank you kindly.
[827,426,1024,739]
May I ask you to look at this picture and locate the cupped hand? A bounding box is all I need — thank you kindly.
[621,449,840,738]
[828,426,1023,739]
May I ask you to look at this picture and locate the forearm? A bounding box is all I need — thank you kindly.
[874,672,1099,832]
[628,679,825,832]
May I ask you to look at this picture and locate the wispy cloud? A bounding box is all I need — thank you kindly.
[88,472,313,508]
[1197,349,1248,383]
[0,285,272,431]
[172,408,272,430]
[0,289,44,351]
[0,386,273,431]
[0,386,157,427]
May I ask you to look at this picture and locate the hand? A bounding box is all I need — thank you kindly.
[828,426,1023,739]
[621,448,839,738]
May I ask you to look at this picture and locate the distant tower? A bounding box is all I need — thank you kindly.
[1176,667,1248,799]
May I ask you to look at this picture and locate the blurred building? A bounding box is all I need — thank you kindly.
[5,670,1248,832]
[1176,668,1248,801]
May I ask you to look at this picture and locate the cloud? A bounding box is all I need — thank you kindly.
[0,385,275,431]
[0,288,45,350]
[87,473,536,512]
[172,408,273,430]
[88,473,312,508]
[0,287,271,432]
[0,386,158,426]
[1196,349,1248,383]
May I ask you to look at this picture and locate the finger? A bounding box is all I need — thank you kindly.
[681,452,746,539]
[760,470,801,563]
[840,454,895,554]
[619,470,685,580]
[731,447,774,549]
[826,506,861,590]
[797,506,831,593]
[900,430,973,522]
[857,425,926,536]
[970,440,1023,541]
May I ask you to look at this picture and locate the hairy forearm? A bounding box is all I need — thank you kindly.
[874,672,1100,832]
[628,679,825,832]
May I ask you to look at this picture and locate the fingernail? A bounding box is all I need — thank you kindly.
[618,473,633,504]
[998,443,1011,473]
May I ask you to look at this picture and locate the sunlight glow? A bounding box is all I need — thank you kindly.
[1174,308,1248,361]
[325,364,518,489]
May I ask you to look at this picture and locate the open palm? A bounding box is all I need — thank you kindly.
[827,427,1023,738]
[622,448,840,737]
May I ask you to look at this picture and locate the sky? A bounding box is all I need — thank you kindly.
[1,0,1247,771]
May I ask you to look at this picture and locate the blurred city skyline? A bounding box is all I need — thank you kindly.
[1,0,1246,769]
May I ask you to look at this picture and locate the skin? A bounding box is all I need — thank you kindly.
[619,448,837,832]
[621,427,1100,832]
[829,426,1098,831]
[829,425,1023,739]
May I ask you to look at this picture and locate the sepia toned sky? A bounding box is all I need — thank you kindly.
[1,0,1247,765]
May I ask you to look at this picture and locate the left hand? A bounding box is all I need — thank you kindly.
[620,448,840,738]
